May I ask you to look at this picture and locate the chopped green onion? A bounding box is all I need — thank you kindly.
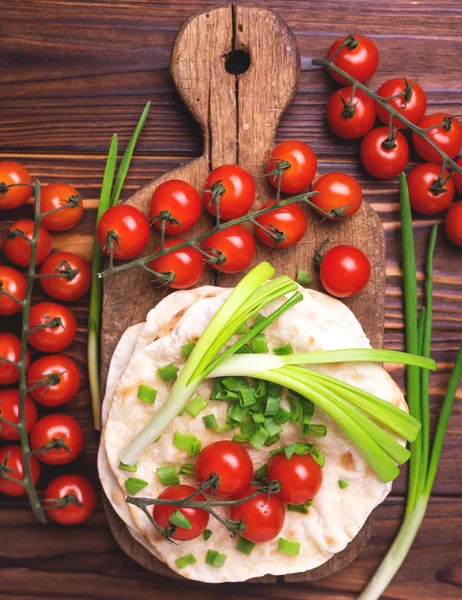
[222,375,249,391]
[300,398,314,417]
[119,461,138,472]
[175,554,196,569]
[241,420,257,437]
[236,537,256,555]
[203,529,212,541]
[301,414,311,435]
[250,425,269,450]
[264,418,282,437]
[156,363,179,382]
[305,423,327,438]
[254,463,268,480]
[265,395,281,416]
[215,389,239,401]
[239,387,256,407]
[278,538,300,555]
[252,412,266,424]
[268,383,283,396]
[264,433,281,446]
[235,321,248,334]
[125,477,148,495]
[178,463,195,475]
[288,396,303,424]
[232,433,251,443]
[169,509,192,529]
[255,379,267,398]
[137,384,157,404]
[254,313,266,326]
[182,343,196,359]
[274,407,291,424]
[338,479,349,489]
[229,403,249,423]
[273,344,293,356]
[185,396,208,417]
[235,344,253,354]
[173,431,201,456]
[251,333,269,353]
[211,378,224,399]
[288,501,312,514]
[205,549,227,567]
[157,466,180,486]
[296,269,311,286]
[190,439,202,456]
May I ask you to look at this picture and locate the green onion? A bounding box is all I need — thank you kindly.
[265,395,281,416]
[288,396,303,424]
[182,343,196,359]
[232,433,251,443]
[137,384,157,404]
[156,363,179,382]
[211,378,224,399]
[185,396,208,417]
[304,423,327,438]
[119,461,138,472]
[178,463,195,475]
[235,321,248,334]
[250,425,270,450]
[229,403,249,423]
[203,529,212,541]
[338,479,349,489]
[296,269,312,286]
[254,313,266,326]
[241,420,257,437]
[251,333,269,353]
[254,463,268,480]
[222,376,249,391]
[264,433,281,446]
[239,387,256,407]
[190,439,201,456]
[173,431,201,456]
[125,477,148,495]
[255,380,267,398]
[278,538,300,555]
[235,344,253,354]
[264,418,282,437]
[288,501,312,514]
[236,537,256,555]
[169,509,192,529]
[205,549,227,567]
[274,407,291,424]
[175,554,196,569]
[215,389,239,401]
[252,412,266,424]
[156,466,179,486]
[273,344,293,355]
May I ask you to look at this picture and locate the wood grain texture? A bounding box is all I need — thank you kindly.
[0,0,461,598]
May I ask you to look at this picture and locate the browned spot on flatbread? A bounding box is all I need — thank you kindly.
[326,535,336,546]
[341,452,356,471]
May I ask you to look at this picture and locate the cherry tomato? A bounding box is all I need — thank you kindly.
[27,354,80,407]
[327,34,379,85]
[150,180,202,235]
[445,202,462,247]
[268,452,323,505]
[150,239,203,289]
[195,440,253,498]
[2,219,52,267]
[28,301,77,352]
[39,252,91,301]
[0,333,30,385]
[267,140,317,194]
[97,205,150,260]
[30,414,84,465]
[204,165,255,220]
[320,244,371,298]
[230,486,285,543]
[413,113,462,163]
[376,78,427,129]
[254,201,307,248]
[38,183,84,231]
[0,266,26,316]
[327,87,376,140]
[312,172,362,219]
[407,163,454,215]
[0,161,32,210]
[0,389,37,442]
[153,484,209,541]
[360,127,409,179]
[453,157,462,194]
[44,474,96,525]
[202,225,255,274]
[0,445,40,496]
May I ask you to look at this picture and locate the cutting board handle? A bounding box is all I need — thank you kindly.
[171,4,300,176]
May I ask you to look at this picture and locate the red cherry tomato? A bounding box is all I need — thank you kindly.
[268,452,323,505]
[413,114,462,163]
[202,225,255,274]
[0,266,26,316]
[150,239,203,289]
[376,78,427,129]
[0,445,40,496]
[39,252,91,301]
[3,219,52,267]
[453,157,462,194]
[407,163,454,215]
[0,333,30,385]
[445,202,462,247]
[0,161,32,210]
[327,34,379,85]
[39,183,83,231]
[195,440,253,498]
[150,180,202,235]
[30,414,84,465]
[44,474,96,525]
[0,389,37,441]
[267,140,317,194]
[204,165,255,220]
[97,205,150,260]
[320,244,371,298]
[327,87,376,140]
[153,484,209,541]
[27,354,81,407]
[312,172,362,219]
[230,486,285,543]
[360,127,409,179]
[254,201,307,248]
[28,301,77,352]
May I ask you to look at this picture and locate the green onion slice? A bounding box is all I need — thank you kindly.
[169,509,192,529]
[175,554,196,569]
[125,477,148,495]
[182,343,196,359]
[185,396,208,417]
[203,529,212,541]
[254,463,268,480]
[338,479,349,489]
[278,538,300,555]
[202,414,232,432]
[205,549,227,567]
[173,431,201,456]
[296,269,312,286]
[250,425,270,450]
[273,344,293,356]
[156,363,179,382]
[236,537,256,555]
[251,333,269,354]
[119,461,138,472]
[137,384,157,404]
[288,501,313,514]
[156,466,180,486]
[178,463,195,475]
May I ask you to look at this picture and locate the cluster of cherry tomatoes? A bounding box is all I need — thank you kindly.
[153,440,322,543]
[325,33,462,246]
[0,160,95,525]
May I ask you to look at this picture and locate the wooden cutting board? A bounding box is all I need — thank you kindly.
[101,3,386,583]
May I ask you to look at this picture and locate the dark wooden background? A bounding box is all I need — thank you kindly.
[1,1,461,598]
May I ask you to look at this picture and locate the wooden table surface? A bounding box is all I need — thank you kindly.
[1,1,461,598]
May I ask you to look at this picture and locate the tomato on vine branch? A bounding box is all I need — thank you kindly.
[312,172,362,218]
[150,180,202,235]
[327,86,376,140]
[39,183,84,231]
[0,161,32,210]
[97,205,150,260]
[202,225,255,274]
[327,34,379,85]
[0,445,40,497]
[0,266,26,316]
[27,354,81,407]
[3,219,52,267]
[30,414,84,465]
[39,251,91,301]
[375,78,427,128]
[254,201,307,248]
[267,140,317,194]
[407,163,454,215]
[0,333,30,385]
[150,239,204,289]
[0,389,37,442]
[413,113,462,163]
[153,485,210,541]
[44,475,96,525]
[360,127,409,179]
[203,165,255,221]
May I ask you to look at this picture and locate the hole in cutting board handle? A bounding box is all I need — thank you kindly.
[225,49,250,74]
